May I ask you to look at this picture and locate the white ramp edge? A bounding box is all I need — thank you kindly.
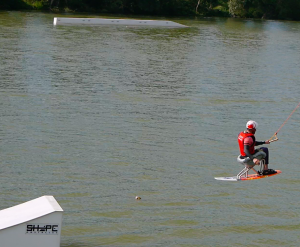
[0,195,63,247]
[53,17,188,28]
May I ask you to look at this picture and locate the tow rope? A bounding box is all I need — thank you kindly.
[269,102,300,142]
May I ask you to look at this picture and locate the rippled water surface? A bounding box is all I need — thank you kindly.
[1,12,300,246]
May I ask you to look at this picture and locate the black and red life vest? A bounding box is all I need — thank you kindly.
[238,131,255,156]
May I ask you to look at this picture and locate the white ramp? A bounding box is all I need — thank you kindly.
[53,17,188,28]
[0,195,63,247]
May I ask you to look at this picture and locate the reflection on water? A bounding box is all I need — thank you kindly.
[0,12,300,246]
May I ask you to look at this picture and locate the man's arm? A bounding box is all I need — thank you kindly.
[244,145,260,165]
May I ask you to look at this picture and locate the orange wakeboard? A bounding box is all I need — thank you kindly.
[215,170,282,181]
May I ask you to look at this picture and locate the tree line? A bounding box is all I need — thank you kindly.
[1,0,300,21]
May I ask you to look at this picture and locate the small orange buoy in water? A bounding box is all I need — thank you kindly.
[135,196,141,200]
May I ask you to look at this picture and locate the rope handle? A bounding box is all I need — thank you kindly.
[268,133,278,143]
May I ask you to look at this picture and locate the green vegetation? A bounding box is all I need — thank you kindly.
[1,0,300,20]
[0,0,31,10]
[228,0,300,20]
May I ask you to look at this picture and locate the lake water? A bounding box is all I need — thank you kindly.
[0,11,300,247]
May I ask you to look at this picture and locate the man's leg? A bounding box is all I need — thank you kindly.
[259,147,269,170]
[255,148,276,174]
